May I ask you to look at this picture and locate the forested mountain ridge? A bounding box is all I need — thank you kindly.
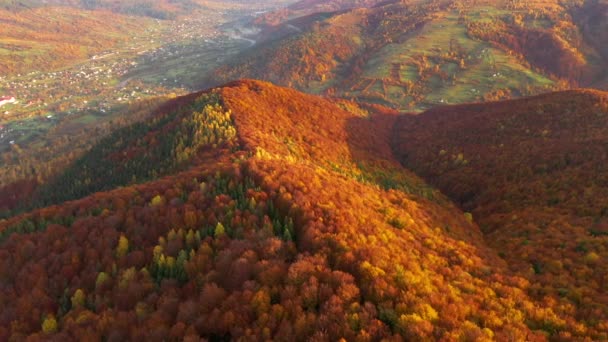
[393,88,608,337]
[2,0,608,339]
[32,90,239,207]
[3,80,605,339]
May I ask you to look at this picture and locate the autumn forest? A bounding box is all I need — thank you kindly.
[2,0,608,341]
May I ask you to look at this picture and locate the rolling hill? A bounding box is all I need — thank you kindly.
[212,0,608,111]
[0,0,201,18]
[0,6,153,76]
[393,88,608,336]
[0,0,299,18]
[2,80,604,339]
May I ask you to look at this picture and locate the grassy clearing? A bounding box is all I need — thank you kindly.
[350,9,556,110]
[73,113,102,125]
[2,117,54,151]
[466,6,511,24]
[425,46,554,104]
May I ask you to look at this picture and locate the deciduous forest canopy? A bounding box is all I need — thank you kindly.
[1,0,608,340]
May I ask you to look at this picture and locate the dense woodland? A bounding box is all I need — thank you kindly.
[2,0,608,340]
[393,88,608,338]
[0,96,170,216]
[34,91,237,207]
[1,80,608,339]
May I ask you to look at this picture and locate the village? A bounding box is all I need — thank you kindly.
[0,5,272,151]
[0,96,16,109]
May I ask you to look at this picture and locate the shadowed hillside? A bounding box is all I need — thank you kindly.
[573,0,608,87]
[393,88,608,336]
[1,80,600,340]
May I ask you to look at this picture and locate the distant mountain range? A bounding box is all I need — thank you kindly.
[212,0,608,110]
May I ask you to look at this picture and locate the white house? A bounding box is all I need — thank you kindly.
[0,96,16,107]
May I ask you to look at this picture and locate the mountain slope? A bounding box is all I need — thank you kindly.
[0,0,202,18]
[0,80,590,340]
[33,91,238,207]
[0,6,152,76]
[573,0,608,87]
[393,88,608,336]
[212,0,608,111]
